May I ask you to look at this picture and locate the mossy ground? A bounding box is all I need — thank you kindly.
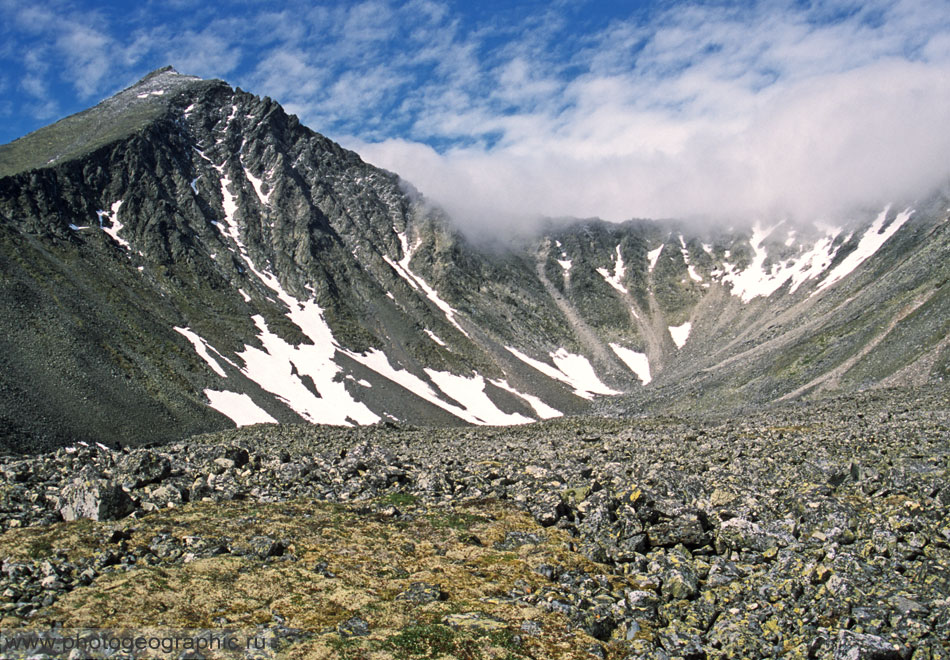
[0,496,639,659]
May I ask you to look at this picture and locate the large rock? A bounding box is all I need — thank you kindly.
[716,517,785,553]
[59,478,135,521]
[647,513,707,548]
[833,630,903,660]
[116,451,171,489]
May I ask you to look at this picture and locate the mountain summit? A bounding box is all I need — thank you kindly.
[0,68,947,451]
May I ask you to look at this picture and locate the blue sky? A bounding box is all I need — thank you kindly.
[2,0,950,228]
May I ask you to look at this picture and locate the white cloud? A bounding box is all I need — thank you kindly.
[346,0,950,231]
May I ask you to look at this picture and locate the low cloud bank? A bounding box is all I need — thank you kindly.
[351,58,950,235]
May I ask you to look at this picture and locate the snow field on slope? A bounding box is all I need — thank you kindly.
[719,207,911,303]
[179,210,556,425]
[721,224,841,302]
[203,390,277,426]
[506,347,621,400]
[669,322,692,349]
[814,208,913,294]
[174,327,228,377]
[609,344,652,385]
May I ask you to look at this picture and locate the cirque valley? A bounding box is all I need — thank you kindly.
[0,68,947,451]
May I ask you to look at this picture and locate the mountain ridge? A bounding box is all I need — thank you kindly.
[0,68,946,452]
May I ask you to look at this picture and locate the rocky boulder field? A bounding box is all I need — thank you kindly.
[0,385,948,659]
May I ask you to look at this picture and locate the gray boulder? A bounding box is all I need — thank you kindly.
[59,478,135,521]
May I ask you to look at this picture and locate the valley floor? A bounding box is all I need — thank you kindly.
[0,385,948,659]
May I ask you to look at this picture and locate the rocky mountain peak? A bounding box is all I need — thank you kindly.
[0,70,947,452]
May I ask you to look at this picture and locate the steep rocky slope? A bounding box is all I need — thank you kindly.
[0,67,947,451]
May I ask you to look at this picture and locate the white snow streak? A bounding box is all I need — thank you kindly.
[596,245,628,293]
[647,244,664,272]
[98,200,130,250]
[814,207,913,293]
[609,344,652,385]
[424,329,447,347]
[383,230,471,338]
[244,167,271,206]
[488,379,563,419]
[204,390,277,427]
[679,235,702,282]
[175,327,227,378]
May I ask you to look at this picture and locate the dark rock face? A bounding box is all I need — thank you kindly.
[0,68,948,450]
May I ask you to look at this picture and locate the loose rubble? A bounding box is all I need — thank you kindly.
[0,386,947,658]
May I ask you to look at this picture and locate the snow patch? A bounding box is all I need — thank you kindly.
[609,344,651,385]
[647,244,664,272]
[488,379,562,420]
[238,313,380,426]
[98,200,130,250]
[175,327,227,377]
[721,223,846,302]
[244,167,271,206]
[678,235,702,282]
[814,207,913,294]
[204,390,277,427]
[506,347,620,400]
[596,245,627,293]
[348,349,534,424]
[425,370,534,425]
[669,322,691,349]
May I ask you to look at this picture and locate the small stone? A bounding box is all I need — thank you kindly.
[710,488,738,507]
[520,620,542,637]
[116,452,171,488]
[647,514,707,548]
[442,612,508,633]
[338,615,370,637]
[214,457,236,470]
[494,531,543,550]
[247,536,284,559]
[396,582,446,604]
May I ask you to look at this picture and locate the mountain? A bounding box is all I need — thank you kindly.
[1,67,947,452]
